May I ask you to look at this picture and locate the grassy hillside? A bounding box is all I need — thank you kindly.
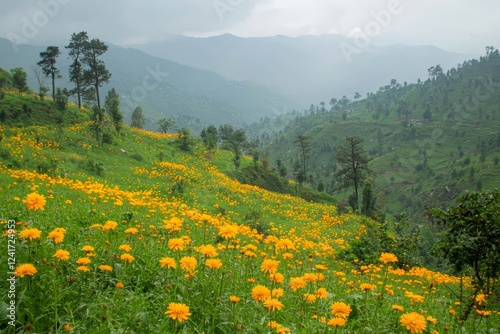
[254,48,500,224]
[0,91,499,333]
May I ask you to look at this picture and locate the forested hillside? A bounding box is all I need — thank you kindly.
[250,47,500,223]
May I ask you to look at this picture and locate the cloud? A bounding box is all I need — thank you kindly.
[0,0,498,53]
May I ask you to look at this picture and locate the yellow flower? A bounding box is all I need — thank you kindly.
[229,295,240,303]
[400,312,427,334]
[270,273,285,284]
[76,257,91,265]
[327,317,347,327]
[260,259,280,275]
[165,302,191,322]
[205,258,223,269]
[218,224,238,239]
[263,298,284,311]
[426,316,437,325]
[99,265,113,272]
[53,249,70,261]
[251,285,271,302]
[330,302,352,318]
[304,293,317,303]
[120,253,135,263]
[116,282,124,289]
[360,283,376,292]
[392,304,405,312]
[19,228,42,241]
[102,220,118,231]
[475,294,486,305]
[289,277,306,292]
[476,309,492,316]
[272,288,284,298]
[15,263,37,277]
[315,264,328,271]
[197,244,218,258]
[316,287,328,299]
[168,238,185,252]
[276,328,291,334]
[124,227,138,235]
[76,266,90,272]
[379,252,398,264]
[118,244,132,252]
[159,257,177,269]
[23,192,46,211]
[47,231,65,244]
[65,200,72,205]
[179,256,197,273]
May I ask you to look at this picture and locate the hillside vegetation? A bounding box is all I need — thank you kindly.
[0,90,499,333]
[252,47,500,224]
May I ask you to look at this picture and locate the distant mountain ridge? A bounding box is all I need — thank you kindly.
[0,37,297,131]
[134,34,473,106]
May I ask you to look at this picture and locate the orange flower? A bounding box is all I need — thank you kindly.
[15,263,37,277]
[251,285,271,302]
[360,283,376,292]
[330,302,351,318]
[23,192,46,211]
[53,249,70,261]
[168,238,185,252]
[102,220,118,231]
[81,245,95,252]
[261,259,280,275]
[327,317,347,327]
[118,244,132,252]
[289,277,306,292]
[179,256,197,273]
[392,304,405,312]
[116,282,124,289]
[76,257,91,265]
[205,258,223,269]
[400,312,427,333]
[124,227,138,235]
[19,228,42,241]
[263,298,284,311]
[218,224,238,239]
[379,252,398,264]
[159,257,177,269]
[165,302,191,322]
[120,253,135,263]
[229,295,240,303]
[99,265,113,272]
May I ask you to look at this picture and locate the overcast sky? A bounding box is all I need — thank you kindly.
[1,0,498,55]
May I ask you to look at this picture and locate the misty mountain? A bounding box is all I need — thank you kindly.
[0,37,297,130]
[134,34,473,106]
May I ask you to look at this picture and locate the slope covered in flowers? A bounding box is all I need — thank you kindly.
[0,121,498,333]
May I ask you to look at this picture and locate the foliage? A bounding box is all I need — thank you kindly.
[10,68,29,94]
[157,117,175,134]
[104,88,123,132]
[431,189,500,289]
[335,137,370,211]
[130,106,146,129]
[66,31,89,109]
[37,46,61,98]
[82,37,111,114]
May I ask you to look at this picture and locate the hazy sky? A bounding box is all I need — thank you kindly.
[1,0,498,55]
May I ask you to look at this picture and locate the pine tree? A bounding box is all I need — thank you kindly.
[131,106,146,129]
[37,46,61,98]
[82,38,111,121]
[335,137,370,211]
[66,31,89,109]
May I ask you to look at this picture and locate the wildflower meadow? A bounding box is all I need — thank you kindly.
[0,111,499,333]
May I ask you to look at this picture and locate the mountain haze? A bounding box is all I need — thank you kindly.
[0,37,297,130]
[134,34,473,106]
